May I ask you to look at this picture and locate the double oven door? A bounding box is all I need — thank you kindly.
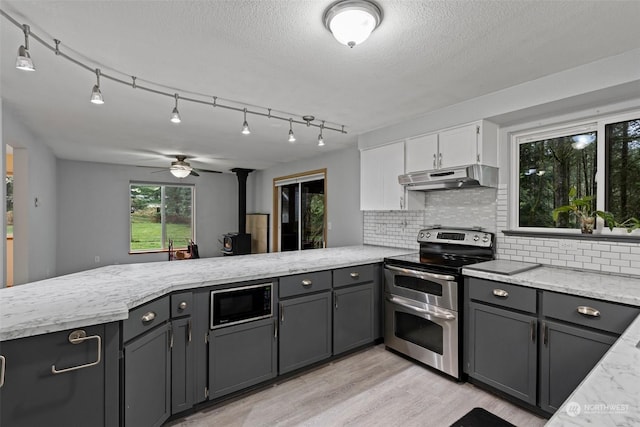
[384,265,460,378]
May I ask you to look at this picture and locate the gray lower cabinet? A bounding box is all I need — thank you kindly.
[123,322,171,427]
[333,282,375,355]
[279,291,332,374]
[0,323,118,427]
[539,320,616,412]
[467,301,537,405]
[171,317,194,414]
[209,317,278,399]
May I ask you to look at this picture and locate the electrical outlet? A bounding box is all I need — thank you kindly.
[558,240,577,251]
[94,256,100,263]
[376,223,387,234]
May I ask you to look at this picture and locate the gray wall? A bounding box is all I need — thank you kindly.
[56,160,238,275]
[2,107,57,285]
[251,145,363,249]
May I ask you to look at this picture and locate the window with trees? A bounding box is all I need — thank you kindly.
[514,112,640,232]
[130,183,194,252]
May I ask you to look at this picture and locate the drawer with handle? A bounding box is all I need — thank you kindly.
[333,264,375,288]
[467,278,536,313]
[122,296,170,342]
[280,270,332,298]
[171,291,193,318]
[542,291,640,334]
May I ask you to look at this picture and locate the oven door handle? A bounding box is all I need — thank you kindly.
[384,265,456,282]
[386,296,456,320]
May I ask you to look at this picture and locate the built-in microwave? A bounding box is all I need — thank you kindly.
[210,283,273,329]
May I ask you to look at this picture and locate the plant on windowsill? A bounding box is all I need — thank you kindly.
[552,187,596,234]
[595,211,640,234]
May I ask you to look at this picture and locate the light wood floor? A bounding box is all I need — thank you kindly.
[167,345,547,427]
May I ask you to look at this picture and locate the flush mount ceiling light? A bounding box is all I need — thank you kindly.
[15,24,35,71]
[323,0,382,48]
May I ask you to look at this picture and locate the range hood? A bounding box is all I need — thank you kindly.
[398,164,498,191]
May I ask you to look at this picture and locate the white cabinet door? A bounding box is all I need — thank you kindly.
[406,133,438,173]
[438,123,479,168]
[360,142,405,210]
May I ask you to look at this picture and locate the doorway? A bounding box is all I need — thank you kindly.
[273,169,326,252]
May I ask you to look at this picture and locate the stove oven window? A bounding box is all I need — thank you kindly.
[395,312,444,355]
[394,275,443,296]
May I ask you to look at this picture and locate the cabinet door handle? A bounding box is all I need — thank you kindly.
[274,319,278,340]
[438,152,442,168]
[530,320,536,342]
[350,272,360,279]
[141,311,156,323]
[334,293,339,309]
[188,319,192,343]
[577,306,600,317]
[169,325,174,349]
[51,330,102,375]
[280,303,285,323]
[301,279,312,287]
[492,289,509,298]
[178,301,188,310]
[0,355,5,388]
[542,322,548,346]
[433,153,437,169]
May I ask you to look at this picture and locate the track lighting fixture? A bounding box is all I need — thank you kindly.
[16,24,35,71]
[288,119,296,143]
[170,93,181,124]
[241,108,251,135]
[1,10,348,140]
[323,0,382,48]
[318,121,325,147]
[90,68,104,105]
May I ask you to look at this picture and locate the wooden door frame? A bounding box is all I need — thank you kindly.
[272,168,327,252]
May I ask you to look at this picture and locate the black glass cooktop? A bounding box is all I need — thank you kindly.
[385,252,492,274]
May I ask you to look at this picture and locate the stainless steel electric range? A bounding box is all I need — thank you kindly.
[383,227,495,380]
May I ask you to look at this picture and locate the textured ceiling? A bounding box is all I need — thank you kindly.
[2,0,640,172]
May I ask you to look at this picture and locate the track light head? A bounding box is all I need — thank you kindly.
[288,119,296,143]
[170,94,181,123]
[318,121,325,146]
[241,108,251,135]
[90,69,104,104]
[16,25,35,71]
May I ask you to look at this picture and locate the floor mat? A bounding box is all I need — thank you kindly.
[449,407,517,427]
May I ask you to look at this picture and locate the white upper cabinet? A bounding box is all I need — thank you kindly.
[360,141,405,211]
[404,120,498,173]
[406,133,438,173]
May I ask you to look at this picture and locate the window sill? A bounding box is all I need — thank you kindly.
[502,229,640,243]
[129,248,187,255]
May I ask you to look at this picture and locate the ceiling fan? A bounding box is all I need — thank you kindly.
[155,155,222,178]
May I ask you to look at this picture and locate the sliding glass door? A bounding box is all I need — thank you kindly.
[274,170,326,252]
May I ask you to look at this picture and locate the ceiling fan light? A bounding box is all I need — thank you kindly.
[16,45,35,71]
[170,107,181,123]
[170,165,192,178]
[90,85,104,104]
[323,0,382,48]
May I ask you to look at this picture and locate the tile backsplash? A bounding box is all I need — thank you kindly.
[363,187,497,250]
[363,184,640,276]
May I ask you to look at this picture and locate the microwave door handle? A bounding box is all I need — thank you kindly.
[385,265,456,282]
[386,296,455,320]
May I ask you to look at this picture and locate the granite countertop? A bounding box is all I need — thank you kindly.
[463,260,640,427]
[0,245,411,342]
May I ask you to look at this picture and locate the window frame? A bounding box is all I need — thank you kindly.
[129,181,196,253]
[509,109,640,233]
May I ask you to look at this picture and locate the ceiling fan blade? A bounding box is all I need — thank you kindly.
[194,168,222,174]
[189,170,200,177]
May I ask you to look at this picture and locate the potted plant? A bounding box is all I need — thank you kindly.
[552,187,595,234]
[596,211,640,234]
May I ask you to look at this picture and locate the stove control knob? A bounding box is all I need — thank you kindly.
[473,235,480,242]
[419,232,425,239]
[425,232,431,239]
[482,235,490,243]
